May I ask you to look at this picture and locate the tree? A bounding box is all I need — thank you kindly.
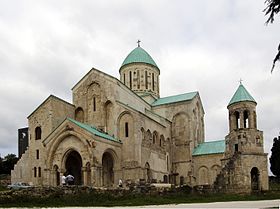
[0,154,18,175]
[264,0,280,72]
[270,136,280,177]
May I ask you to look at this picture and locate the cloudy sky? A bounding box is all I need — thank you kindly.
[0,0,279,168]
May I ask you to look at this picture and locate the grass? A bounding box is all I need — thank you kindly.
[1,190,280,207]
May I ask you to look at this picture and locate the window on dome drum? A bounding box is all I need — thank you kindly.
[125,122,129,137]
[123,73,126,85]
[129,71,132,89]
[35,127,41,140]
[244,110,249,128]
[152,73,154,91]
[93,97,96,112]
[145,71,148,89]
[137,70,140,89]
[34,167,37,178]
[36,149,39,159]
[38,167,41,177]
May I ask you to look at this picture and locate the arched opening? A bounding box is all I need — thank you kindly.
[104,101,113,135]
[86,162,91,186]
[234,111,240,129]
[65,150,82,185]
[35,127,41,140]
[198,166,209,185]
[53,165,60,186]
[160,135,164,147]
[145,162,152,183]
[152,131,158,144]
[102,152,114,187]
[251,167,259,191]
[244,110,249,128]
[180,176,184,186]
[75,107,84,123]
[163,175,168,183]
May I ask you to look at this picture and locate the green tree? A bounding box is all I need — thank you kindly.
[0,154,18,174]
[264,0,280,72]
[270,136,280,177]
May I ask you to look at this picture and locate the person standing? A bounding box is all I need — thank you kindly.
[61,174,66,186]
[66,174,74,185]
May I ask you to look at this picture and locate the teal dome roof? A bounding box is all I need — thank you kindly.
[228,83,256,106]
[120,46,158,69]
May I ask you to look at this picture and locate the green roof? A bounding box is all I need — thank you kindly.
[68,118,121,143]
[152,92,197,106]
[192,140,225,156]
[120,46,158,69]
[228,84,256,106]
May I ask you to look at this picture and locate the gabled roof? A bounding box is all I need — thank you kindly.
[228,83,256,106]
[120,46,159,70]
[192,140,225,156]
[67,118,121,143]
[152,92,198,106]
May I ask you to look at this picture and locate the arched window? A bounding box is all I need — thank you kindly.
[125,122,129,137]
[145,71,148,89]
[129,71,132,89]
[152,131,158,144]
[152,73,155,91]
[93,97,96,112]
[34,167,37,177]
[234,111,240,129]
[160,135,165,147]
[75,107,84,123]
[35,127,41,140]
[244,110,249,128]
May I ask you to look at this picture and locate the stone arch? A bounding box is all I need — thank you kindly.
[102,152,114,187]
[211,165,221,183]
[85,162,91,186]
[141,127,145,141]
[104,100,114,135]
[198,166,209,185]
[75,107,84,123]
[64,149,83,185]
[243,110,249,128]
[160,135,164,147]
[172,112,191,144]
[146,129,152,141]
[117,111,134,140]
[152,131,158,144]
[234,111,240,129]
[251,167,260,191]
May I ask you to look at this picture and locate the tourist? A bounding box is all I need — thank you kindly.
[118,179,123,188]
[61,174,66,186]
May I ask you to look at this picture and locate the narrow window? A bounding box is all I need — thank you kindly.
[235,112,240,129]
[124,73,126,85]
[34,167,37,177]
[35,127,41,140]
[36,149,39,159]
[125,122,129,137]
[152,73,154,91]
[38,167,41,177]
[137,70,140,89]
[93,97,96,112]
[129,71,132,89]
[160,138,162,147]
[235,144,239,152]
[145,71,148,89]
[244,111,249,128]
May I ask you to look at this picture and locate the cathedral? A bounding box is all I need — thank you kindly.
[12,44,269,193]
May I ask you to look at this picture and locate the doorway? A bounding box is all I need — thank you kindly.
[65,150,82,185]
[102,152,114,187]
[251,167,259,191]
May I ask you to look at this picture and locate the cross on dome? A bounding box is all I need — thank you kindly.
[137,40,141,47]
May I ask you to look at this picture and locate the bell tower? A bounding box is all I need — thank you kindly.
[217,82,268,193]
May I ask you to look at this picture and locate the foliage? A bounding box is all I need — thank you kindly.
[0,154,18,175]
[264,0,280,72]
[270,136,280,177]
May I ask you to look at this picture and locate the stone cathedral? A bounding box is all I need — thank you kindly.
[12,44,268,193]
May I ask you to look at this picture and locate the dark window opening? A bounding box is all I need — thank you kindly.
[235,112,240,129]
[123,73,126,84]
[125,122,129,137]
[145,71,148,89]
[93,97,96,112]
[35,127,41,140]
[235,144,239,152]
[38,167,41,177]
[36,149,39,159]
[137,70,140,89]
[34,167,37,178]
[244,110,249,128]
[152,73,154,91]
[129,71,132,89]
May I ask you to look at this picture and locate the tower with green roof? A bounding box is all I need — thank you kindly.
[119,42,160,99]
[217,82,268,192]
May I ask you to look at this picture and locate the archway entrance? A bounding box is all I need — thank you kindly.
[65,150,82,185]
[251,167,259,191]
[145,162,152,183]
[53,165,60,186]
[102,152,114,187]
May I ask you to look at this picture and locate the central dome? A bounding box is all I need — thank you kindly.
[120,46,158,70]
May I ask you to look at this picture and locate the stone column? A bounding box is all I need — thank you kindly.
[82,167,87,186]
[239,111,244,129]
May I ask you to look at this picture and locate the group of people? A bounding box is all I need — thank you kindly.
[61,174,74,186]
